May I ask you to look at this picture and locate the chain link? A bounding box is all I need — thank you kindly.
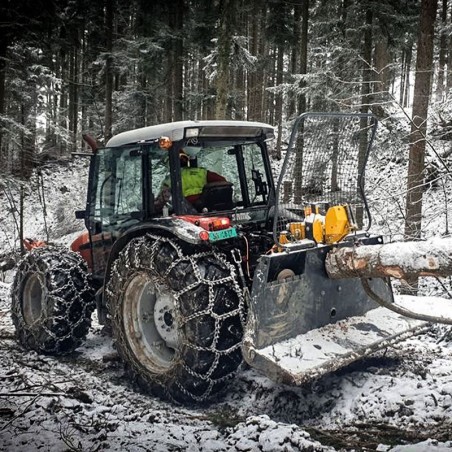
[11,247,95,354]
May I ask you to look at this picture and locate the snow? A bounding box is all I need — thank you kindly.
[1,156,452,450]
[2,304,452,450]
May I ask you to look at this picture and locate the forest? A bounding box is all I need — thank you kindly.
[3,2,452,449]
[0,0,451,249]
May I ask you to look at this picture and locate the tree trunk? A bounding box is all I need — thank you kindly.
[247,0,260,120]
[404,0,437,242]
[246,0,268,121]
[356,8,373,228]
[292,0,309,203]
[297,0,309,115]
[267,47,276,125]
[104,0,114,142]
[325,237,452,281]
[234,1,246,119]
[399,47,407,106]
[256,3,268,121]
[215,0,235,119]
[59,47,68,155]
[235,64,245,119]
[375,36,390,93]
[447,2,452,91]
[288,2,301,119]
[0,38,7,160]
[403,0,437,294]
[436,0,448,100]
[80,24,88,150]
[171,0,184,121]
[274,45,284,159]
[68,40,79,153]
[136,70,146,129]
[165,54,174,123]
[401,43,413,108]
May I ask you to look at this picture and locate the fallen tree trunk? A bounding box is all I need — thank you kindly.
[325,237,452,280]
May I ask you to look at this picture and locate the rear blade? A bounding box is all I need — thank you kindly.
[242,295,452,385]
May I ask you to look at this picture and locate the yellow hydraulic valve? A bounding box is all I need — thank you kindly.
[288,222,305,240]
[303,203,327,244]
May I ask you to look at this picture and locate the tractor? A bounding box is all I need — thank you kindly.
[10,113,452,404]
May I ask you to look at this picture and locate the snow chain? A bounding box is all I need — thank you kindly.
[11,247,95,354]
[113,233,247,403]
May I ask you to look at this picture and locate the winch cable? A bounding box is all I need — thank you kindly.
[361,278,452,325]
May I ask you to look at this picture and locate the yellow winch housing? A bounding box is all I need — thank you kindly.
[279,204,357,247]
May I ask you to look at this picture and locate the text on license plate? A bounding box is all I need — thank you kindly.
[208,227,238,242]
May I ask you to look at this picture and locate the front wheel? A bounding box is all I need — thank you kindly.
[106,234,245,404]
[11,246,95,354]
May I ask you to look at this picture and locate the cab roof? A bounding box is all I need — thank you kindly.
[106,120,275,147]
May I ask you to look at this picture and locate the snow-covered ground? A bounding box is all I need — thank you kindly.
[1,144,452,450]
[1,283,452,451]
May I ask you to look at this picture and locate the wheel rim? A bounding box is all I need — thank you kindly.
[22,273,45,326]
[123,272,179,372]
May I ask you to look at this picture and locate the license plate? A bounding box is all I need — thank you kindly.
[208,227,238,242]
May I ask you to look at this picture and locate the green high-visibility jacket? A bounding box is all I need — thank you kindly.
[181,167,208,197]
[162,167,208,197]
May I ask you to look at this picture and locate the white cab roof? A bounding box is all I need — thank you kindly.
[106,120,274,147]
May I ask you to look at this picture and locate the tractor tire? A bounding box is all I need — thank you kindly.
[11,246,95,355]
[106,233,246,404]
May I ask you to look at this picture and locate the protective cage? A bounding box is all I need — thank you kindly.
[273,112,378,246]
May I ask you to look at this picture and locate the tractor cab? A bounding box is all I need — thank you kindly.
[78,121,275,277]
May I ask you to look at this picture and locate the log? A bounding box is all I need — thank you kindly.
[325,237,452,280]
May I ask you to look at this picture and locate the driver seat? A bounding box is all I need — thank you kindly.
[194,181,234,212]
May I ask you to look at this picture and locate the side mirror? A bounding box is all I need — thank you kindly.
[75,210,86,220]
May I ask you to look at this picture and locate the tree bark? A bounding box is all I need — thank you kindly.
[68,39,79,153]
[246,0,268,121]
[104,0,114,142]
[400,43,413,108]
[247,0,259,120]
[375,36,390,93]
[288,2,301,119]
[0,38,7,159]
[59,46,68,155]
[274,45,284,159]
[436,0,448,100]
[170,0,184,121]
[325,237,452,280]
[215,0,235,119]
[447,1,452,91]
[356,8,373,228]
[297,0,309,115]
[404,0,437,242]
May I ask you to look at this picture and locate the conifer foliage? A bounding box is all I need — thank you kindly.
[0,0,451,251]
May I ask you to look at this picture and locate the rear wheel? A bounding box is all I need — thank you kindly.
[106,234,245,404]
[11,247,95,354]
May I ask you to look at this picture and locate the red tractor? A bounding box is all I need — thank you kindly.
[11,114,451,404]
